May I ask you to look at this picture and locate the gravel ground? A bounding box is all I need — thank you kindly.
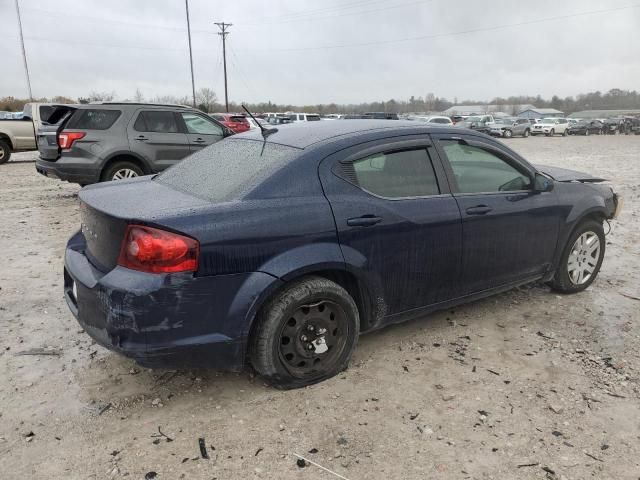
[0,135,639,480]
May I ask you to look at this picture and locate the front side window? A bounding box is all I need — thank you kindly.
[134,111,178,133]
[351,148,439,198]
[441,141,531,193]
[181,113,223,135]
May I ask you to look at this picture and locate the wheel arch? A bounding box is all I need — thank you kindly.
[0,133,14,150]
[242,262,381,365]
[553,205,608,269]
[100,151,152,180]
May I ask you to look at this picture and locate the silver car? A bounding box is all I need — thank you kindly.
[490,118,532,138]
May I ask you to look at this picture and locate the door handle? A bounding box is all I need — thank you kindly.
[465,205,492,215]
[347,215,382,227]
[193,138,206,144]
[135,135,148,141]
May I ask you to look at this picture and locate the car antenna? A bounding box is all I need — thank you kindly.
[242,105,277,138]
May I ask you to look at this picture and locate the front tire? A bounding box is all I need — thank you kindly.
[0,139,11,165]
[548,220,605,293]
[562,128,568,136]
[584,129,589,136]
[249,276,359,389]
[503,129,513,138]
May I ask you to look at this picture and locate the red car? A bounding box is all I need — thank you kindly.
[211,114,250,133]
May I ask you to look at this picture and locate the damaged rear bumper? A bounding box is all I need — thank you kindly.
[64,231,279,370]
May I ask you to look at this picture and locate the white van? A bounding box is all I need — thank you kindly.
[285,112,321,122]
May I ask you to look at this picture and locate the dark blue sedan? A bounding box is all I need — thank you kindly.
[64,121,621,388]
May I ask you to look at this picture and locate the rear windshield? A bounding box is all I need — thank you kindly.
[230,116,247,123]
[156,139,300,202]
[67,109,121,130]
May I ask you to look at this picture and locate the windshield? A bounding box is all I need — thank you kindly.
[156,139,300,203]
[466,116,483,122]
[541,118,557,123]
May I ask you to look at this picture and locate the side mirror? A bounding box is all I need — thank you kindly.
[533,173,553,192]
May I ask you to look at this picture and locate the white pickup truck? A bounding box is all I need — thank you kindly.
[0,103,74,164]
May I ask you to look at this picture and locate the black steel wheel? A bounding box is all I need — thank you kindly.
[278,300,349,377]
[249,276,359,389]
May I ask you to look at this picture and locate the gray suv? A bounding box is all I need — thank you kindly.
[36,103,231,185]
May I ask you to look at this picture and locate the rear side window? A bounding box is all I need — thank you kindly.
[430,118,450,124]
[67,109,121,130]
[156,139,300,202]
[134,111,178,133]
[306,115,321,121]
[351,148,439,198]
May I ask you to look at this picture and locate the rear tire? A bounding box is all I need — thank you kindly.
[562,129,568,136]
[0,139,11,165]
[101,161,144,182]
[548,220,605,294]
[584,129,589,136]
[523,129,530,138]
[249,276,359,389]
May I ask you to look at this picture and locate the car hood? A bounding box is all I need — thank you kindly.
[534,164,606,183]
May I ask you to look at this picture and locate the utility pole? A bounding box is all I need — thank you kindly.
[214,22,232,112]
[15,0,33,100]
[185,0,196,107]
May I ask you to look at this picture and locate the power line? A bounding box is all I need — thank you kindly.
[243,0,385,23]
[14,0,33,100]
[214,22,232,112]
[237,3,640,52]
[241,0,430,26]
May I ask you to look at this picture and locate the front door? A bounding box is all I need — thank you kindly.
[178,112,225,152]
[128,110,191,172]
[320,137,463,318]
[433,133,561,294]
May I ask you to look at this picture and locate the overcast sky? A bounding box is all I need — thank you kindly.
[1,0,639,105]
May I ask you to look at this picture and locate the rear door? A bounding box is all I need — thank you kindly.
[320,136,463,317]
[432,133,561,294]
[127,110,190,171]
[178,112,225,152]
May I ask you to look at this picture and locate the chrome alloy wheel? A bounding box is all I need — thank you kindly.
[112,168,139,180]
[567,231,601,285]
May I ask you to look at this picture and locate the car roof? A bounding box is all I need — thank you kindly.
[235,120,459,149]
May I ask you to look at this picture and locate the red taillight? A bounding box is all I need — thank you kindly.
[117,225,199,273]
[58,131,86,149]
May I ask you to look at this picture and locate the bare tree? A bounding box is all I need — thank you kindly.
[195,88,218,113]
[133,88,144,102]
[87,91,116,102]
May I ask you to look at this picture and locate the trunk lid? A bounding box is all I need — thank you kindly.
[78,177,211,272]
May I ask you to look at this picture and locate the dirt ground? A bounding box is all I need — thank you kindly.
[1,135,639,480]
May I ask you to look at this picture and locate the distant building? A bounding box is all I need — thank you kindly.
[518,108,564,119]
[568,109,640,119]
[443,104,535,116]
